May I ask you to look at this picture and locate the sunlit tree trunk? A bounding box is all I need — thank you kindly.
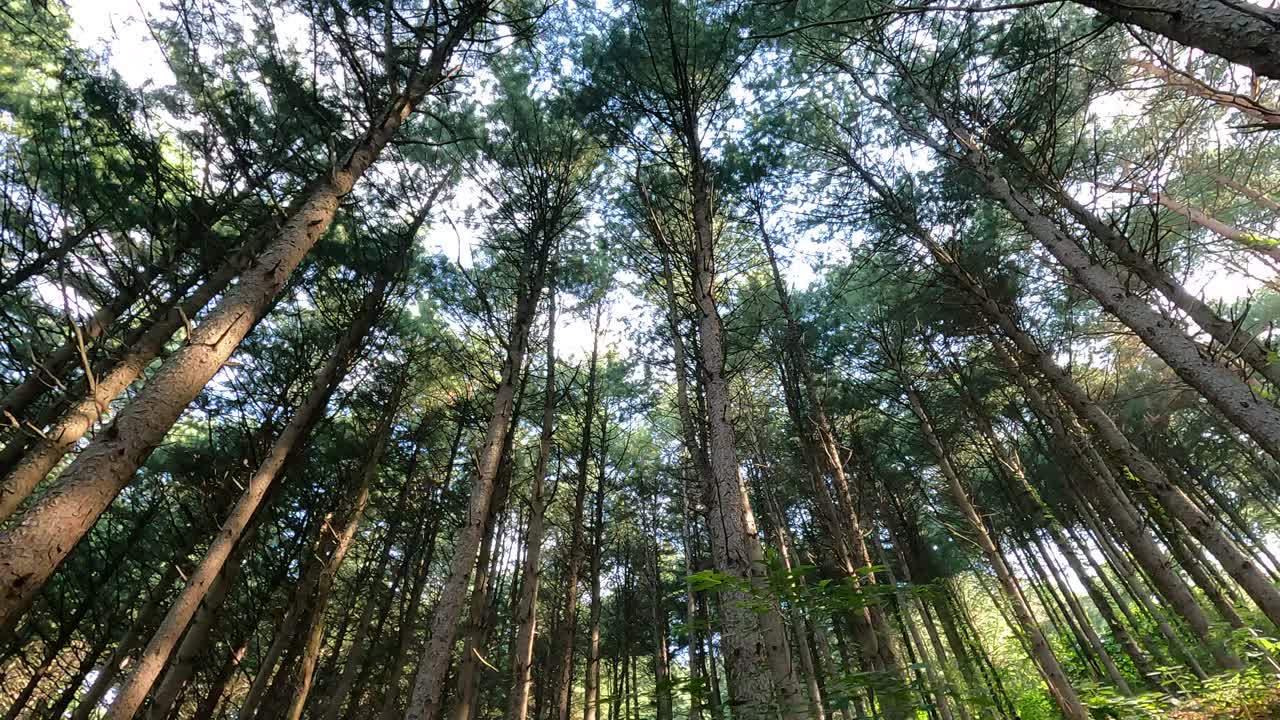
[404,235,552,720]
[0,11,484,626]
[102,277,389,720]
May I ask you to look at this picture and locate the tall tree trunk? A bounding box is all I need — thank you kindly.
[451,471,510,720]
[0,264,156,427]
[582,404,607,720]
[508,292,557,720]
[319,474,419,720]
[1004,355,1238,669]
[101,280,389,720]
[0,11,484,626]
[893,370,1088,720]
[267,382,398,720]
[758,214,909,716]
[650,525,673,720]
[550,302,601,720]
[644,140,797,717]
[0,233,261,522]
[934,100,1280,463]
[272,390,394,720]
[849,148,1259,661]
[990,139,1280,391]
[403,236,552,720]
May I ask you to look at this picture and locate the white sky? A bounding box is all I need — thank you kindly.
[59,0,1268,349]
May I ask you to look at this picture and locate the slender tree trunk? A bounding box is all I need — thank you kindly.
[895,372,1088,720]
[380,507,442,720]
[549,304,601,720]
[451,474,509,720]
[319,495,414,720]
[285,443,386,719]
[581,408,606,720]
[0,12,484,626]
[759,218,909,715]
[101,280,389,720]
[992,139,1280,392]
[1208,171,1280,213]
[850,146,1249,670]
[650,526,674,720]
[506,302,555,719]
[0,264,156,426]
[404,241,551,720]
[191,633,250,720]
[271,384,398,720]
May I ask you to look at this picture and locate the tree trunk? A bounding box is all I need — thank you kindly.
[896,373,1088,720]
[0,11,484,627]
[403,238,551,720]
[100,280,389,720]
[318,480,417,720]
[758,214,909,717]
[582,406,607,720]
[550,302,601,720]
[1070,0,1280,79]
[0,234,259,523]
[996,140,1280,388]
[451,472,509,720]
[508,292,557,720]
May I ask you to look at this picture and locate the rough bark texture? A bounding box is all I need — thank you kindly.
[0,235,259,523]
[0,9,484,628]
[101,285,385,720]
[1071,0,1280,79]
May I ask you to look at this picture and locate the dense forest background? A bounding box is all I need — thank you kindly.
[2,0,1280,718]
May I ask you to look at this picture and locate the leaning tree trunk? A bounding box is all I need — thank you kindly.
[994,138,1280,389]
[1070,0,1280,79]
[895,371,1089,720]
[0,231,264,523]
[918,89,1280,464]
[271,388,395,720]
[0,7,484,628]
[839,147,1259,661]
[759,216,910,717]
[403,244,550,720]
[101,281,388,720]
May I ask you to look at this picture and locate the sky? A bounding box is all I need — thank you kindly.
[58,0,1266,351]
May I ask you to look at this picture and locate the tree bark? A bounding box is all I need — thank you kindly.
[101,281,388,720]
[582,408,607,720]
[403,234,551,720]
[1070,0,1280,79]
[0,8,484,627]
